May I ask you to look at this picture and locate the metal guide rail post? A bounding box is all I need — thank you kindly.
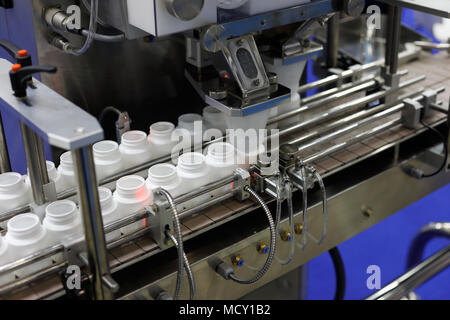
[0,58,112,299]
[0,168,253,295]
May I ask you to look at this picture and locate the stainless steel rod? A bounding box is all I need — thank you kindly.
[278,75,425,138]
[104,208,149,234]
[298,61,380,94]
[0,204,32,223]
[172,174,236,206]
[301,69,407,105]
[367,246,450,300]
[272,70,416,126]
[298,41,420,95]
[0,112,11,173]
[304,118,402,164]
[389,6,402,74]
[287,90,424,146]
[302,77,375,105]
[0,262,66,296]
[178,192,236,220]
[326,14,339,68]
[384,5,394,72]
[72,146,113,300]
[0,244,63,275]
[271,80,378,125]
[298,104,404,154]
[20,122,50,205]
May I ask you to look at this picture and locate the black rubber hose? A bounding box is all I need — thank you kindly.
[420,120,448,178]
[329,247,346,300]
[80,29,125,42]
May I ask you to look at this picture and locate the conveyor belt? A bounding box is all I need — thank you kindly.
[3,52,448,300]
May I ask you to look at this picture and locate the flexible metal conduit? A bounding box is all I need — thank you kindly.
[158,189,184,300]
[274,175,296,265]
[166,232,196,300]
[229,187,276,285]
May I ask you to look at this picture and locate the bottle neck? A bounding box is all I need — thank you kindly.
[207,143,235,164]
[59,152,74,172]
[98,187,115,212]
[45,200,79,226]
[121,131,149,149]
[0,172,26,194]
[149,122,175,141]
[94,141,121,161]
[177,153,206,175]
[115,175,148,199]
[7,214,43,241]
[148,164,179,188]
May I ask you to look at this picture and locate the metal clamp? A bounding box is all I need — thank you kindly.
[148,189,174,249]
[234,168,251,202]
[62,234,87,267]
[349,64,363,82]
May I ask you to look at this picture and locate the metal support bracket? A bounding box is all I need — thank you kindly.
[402,98,423,129]
[62,234,87,268]
[148,190,173,250]
[234,168,251,202]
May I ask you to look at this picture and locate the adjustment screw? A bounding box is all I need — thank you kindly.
[294,224,303,235]
[258,243,270,255]
[361,205,374,217]
[281,231,292,242]
[231,254,245,267]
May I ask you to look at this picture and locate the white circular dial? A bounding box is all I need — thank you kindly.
[217,0,248,10]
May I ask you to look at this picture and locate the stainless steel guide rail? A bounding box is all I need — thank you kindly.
[0,58,111,299]
[0,0,449,298]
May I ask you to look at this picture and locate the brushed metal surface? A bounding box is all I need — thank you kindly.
[121,163,449,300]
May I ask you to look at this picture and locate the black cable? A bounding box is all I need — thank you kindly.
[420,120,448,178]
[79,28,125,43]
[402,120,449,179]
[98,106,122,125]
[329,247,346,300]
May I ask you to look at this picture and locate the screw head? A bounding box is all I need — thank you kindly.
[232,254,244,267]
[361,205,374,217]
[258,244,270,255]
[281,231,292,242]
[295,224,303,235]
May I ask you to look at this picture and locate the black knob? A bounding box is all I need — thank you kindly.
[0,39,32,67]
[9,65,57,98]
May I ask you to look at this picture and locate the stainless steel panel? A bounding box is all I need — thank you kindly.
[121,163,450,300]
[0,59,103,150]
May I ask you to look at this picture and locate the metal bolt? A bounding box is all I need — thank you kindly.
[258,243,270,255]
[295,224,303,235]
[281,231,292,242]
[231,254,244,267]
[253,79,261,86]
[361,205,374,217]
[267,72,278,85]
